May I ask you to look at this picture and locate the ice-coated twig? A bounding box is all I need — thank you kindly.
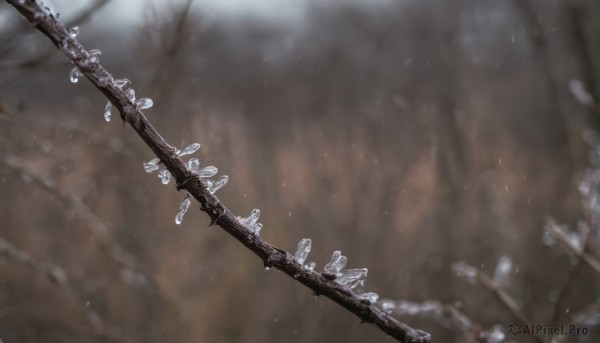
[4,3,431,341]
[545,218,600,276]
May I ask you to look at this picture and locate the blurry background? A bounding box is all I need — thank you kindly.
[1,0,600,342]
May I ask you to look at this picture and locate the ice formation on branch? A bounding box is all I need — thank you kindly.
[294,238,312,265]
[452,261,478,284]
[177,143,200,157]
[323,251,347,277]
[175,195,192,225]
[335,268,367,290]
[143,158,160,173]
[69,67,82,83]
[136,98,153,110]
[68,26,79,39]
[206,175,228,194]
[104,101,112,122]
[237,208,262,235]
[158,169,171,185]
[492,256,512,287]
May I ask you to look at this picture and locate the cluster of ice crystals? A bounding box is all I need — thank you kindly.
[452,261,478,284]
[358,292,379,304]
[86,49,101,64]
[207,175,228,194]
[177,143,201,157]
[158,169,171,185]
[126,88,136,103]
[294,238,312,265]
[237,208,262,235]
[175,196,192,225]
[186,158,200,173]
[323,251,347,276]
[114,79,131,89]
[335,268,368,290]
[199,166,218,178]
[136,98,153,110]
[104,101,112,122]
[68,26,79,39]
[70,67,82,83]
[492,256,512,287]
[143,158,160,173]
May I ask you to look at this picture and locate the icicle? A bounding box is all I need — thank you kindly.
[323,251,347,276]
[68,26,79,39]
[127,88,136,103]
[335,268,367,289]
[177,143,201,156]
[199,166,218,178]
[208,175,228,194]
[104,101,112,122]
[114,79,130,89]
[70,67,82,83]
[358,292,379,304]
[143,158,160,173]
[158,169,171,185]
[304,262,316,271]
[175,197,191,225]
[136,98,153,110]
[186,158,200,173]
[294,238,312,265]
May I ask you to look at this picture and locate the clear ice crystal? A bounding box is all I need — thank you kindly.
[304,262,316,271]
[127,88,136,103]
[114,78,130,89]
[358,292,379,304]
[379,299,397,314]
[177,143,201,157]
[199,166,218,178]
[70,67,82,83]
[104,101,112,122]
[136,98,153,110]
[493,256,512,287]
[323,251,347,276]
[175,197,191,225]
[68,26,79,39]
[452,262,478,284]
[335,268,368,289]
[87,49,101,64]
[143,158,160,173]
[238,209,262,234]
[186,158,200,172]
[208,175,228,194]
[158,169,171,185]
[294,238,312,265]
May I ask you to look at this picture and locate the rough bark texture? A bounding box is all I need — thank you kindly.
[4,1,431,342]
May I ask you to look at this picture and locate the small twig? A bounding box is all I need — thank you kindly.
[546,219,600,276]
[4,1,430,342]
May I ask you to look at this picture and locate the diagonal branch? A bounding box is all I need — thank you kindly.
[4,1,431,342]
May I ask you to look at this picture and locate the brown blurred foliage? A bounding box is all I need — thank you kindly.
[1,0,600,342]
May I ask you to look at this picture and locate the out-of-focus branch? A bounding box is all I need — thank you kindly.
[546,219,600,276]
[0,236,131,342]
[3,1,431,342]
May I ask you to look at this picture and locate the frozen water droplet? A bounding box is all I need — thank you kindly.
[104,101,112,122]
[208,175,228,194]
[379,299,396,314]
[304,262,316,271]
[335,268,368,289]
[136,98,153,110]
[158,169,171,185]
[323,251,347,276]
[68,26,79,39]
[127,88,136,103]
[114,79,130,89]
[264,266,271,270]
[175,198,191,224]
[199,166,218,178]
[358,292,379,304]
[294,238,312,265]
[87,49,101,64]
[177,143,201,156]
[143,158,160,173]
[186,158,200,172]
[70,67,82,83]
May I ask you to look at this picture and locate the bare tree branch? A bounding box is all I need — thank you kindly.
[3,1,431,342]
